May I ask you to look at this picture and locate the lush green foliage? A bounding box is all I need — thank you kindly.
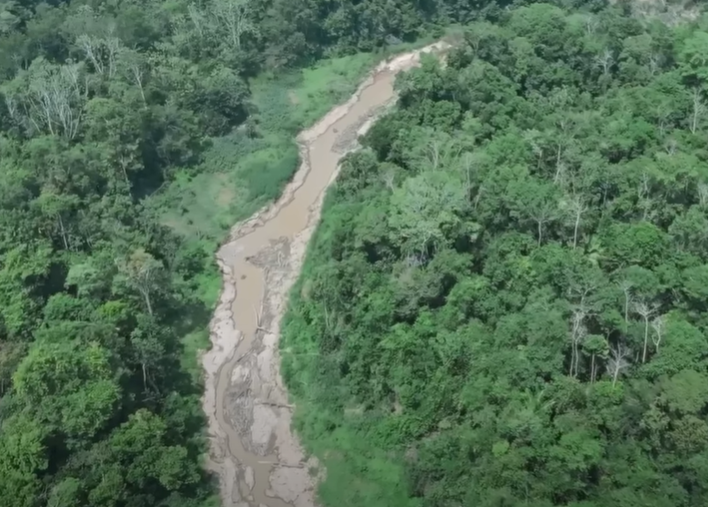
[4,0,696,505]
[282,4,708,507]
[0,0,514,505]
[0,1,230,505]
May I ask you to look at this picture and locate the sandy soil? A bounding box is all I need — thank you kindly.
[201,41,450,507]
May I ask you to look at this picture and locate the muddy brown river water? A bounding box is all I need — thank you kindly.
[201,42,449,507]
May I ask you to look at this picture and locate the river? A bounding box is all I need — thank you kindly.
[201,41,449,507]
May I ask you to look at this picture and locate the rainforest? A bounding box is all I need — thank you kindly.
[1,0,707,507]
[281,2,708,507]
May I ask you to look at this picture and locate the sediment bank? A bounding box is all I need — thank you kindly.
[201,41,449,507]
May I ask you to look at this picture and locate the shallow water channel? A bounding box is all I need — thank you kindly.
[202,42,448,507]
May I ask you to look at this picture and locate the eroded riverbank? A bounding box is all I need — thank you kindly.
[201,42,449,507]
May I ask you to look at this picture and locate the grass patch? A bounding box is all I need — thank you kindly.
[275,52,376,127]
[175,267,219,382]
[171,238,222,380]
[150,51,378,243]
[193,265,222,309]
[159,170,250,240]
[307,426,414,507]
[180,328,211,382]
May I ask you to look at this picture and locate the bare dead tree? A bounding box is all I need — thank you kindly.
[22,61,87,139]
[638,171,653,221]
[550,87,571,110]
[76,209,93,249]
[77,34,121,78]
[473,183,484,211]
[187,3,207,37]
[57,211,69,250]
[554,161,569,189]
[461,152,474,198]
[584,15,598,35]
[607,344,631,388]
[529,199,558,247]
[589,340,601,384]
[522,129,544,170]
[691,86,705,135]
[210,0,255,50]
[655,101,673,136]
[618,281,633,327]
[105,37,121,79]
[569,307,587,378]
[10,51,27,73]
[565,277,599,379]
[547,89,573,182]
[77,35,104,75]
[590,347,598,383]
[116,249,164,316]
[382,168,396,191]
[404,252,426,268]
[554,131,567,184]
[564,194,589,249]
[649,53,662,76]
[651,314,666,354]
[4,94,18,122]
[567,276,598,309]
[39,192,71,250]
[634,300,658,364]
[426,139,442,170]
[595,48,614,76]
[117,152,135,196]
[119,49,148,107]
[699,183,708,210]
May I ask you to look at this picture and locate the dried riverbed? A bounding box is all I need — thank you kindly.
[201,42,449,507]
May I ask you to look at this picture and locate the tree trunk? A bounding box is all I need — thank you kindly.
[537,220,543,246]
[121,161,129,186]
[142,291,153,316]
[642,318,649,363]
[569,344,576,377]
[119,157,132,199]
[692,88,702,134]
[132,67,147,108]
[138,82,146,107]
[58,214,69,250]
[590,353,596,383]
[573,213,580,248]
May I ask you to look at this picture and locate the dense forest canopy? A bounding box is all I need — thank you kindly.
[281,2,708,507]
[0,0,519,505]
[1,0,703,505]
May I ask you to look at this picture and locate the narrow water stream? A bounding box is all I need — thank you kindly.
[202,42,448,507]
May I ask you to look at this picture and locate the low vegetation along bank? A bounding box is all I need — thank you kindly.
[282,3,708,507]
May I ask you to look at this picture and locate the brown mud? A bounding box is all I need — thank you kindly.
[201,42,450,507]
